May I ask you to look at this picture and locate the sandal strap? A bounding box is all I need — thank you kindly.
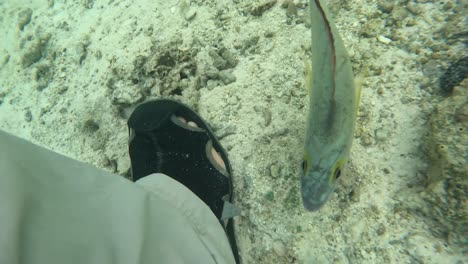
[128,99,231,219]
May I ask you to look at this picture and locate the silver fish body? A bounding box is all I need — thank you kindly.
[301,0,360,211]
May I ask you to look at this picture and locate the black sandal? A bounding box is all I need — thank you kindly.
[127,99,239,262]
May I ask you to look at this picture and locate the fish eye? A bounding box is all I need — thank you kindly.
[334,168,342,179]
[301,160,307,172]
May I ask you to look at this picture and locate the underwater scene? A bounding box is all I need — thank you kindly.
[0,0,466,263]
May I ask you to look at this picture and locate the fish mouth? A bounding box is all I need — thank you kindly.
[301,196,327,211]
[300,175,334,211]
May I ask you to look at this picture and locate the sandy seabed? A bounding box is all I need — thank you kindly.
[0,0,466,263]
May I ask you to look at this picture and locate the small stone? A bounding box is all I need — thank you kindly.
[76,37,90,65]
[376,224,386,236]
[22,40,43,67]
[254,106,272,127]
[442,2,454,11]
[241,36,260,54]
[205,66,219,79]
[361,133,373,146]
[348,220,366,242]
[95,50,102,60]
[392,7,408,21]
[33,63,53,91]
[206,80,219,90]
[439,56,468,94]
[18,8,33,30]
[24,110,32,122]
[286,1,297,17]
[264,191,274,201]
[272,240,286,257]
[377,35,391,45]
[406,2,421,15]
[250,0,277,16]
[269,127,288,137]
[111,80,143,105]
[454,104,468,123]
[209,50,227,70]
[0,52,10,67]
[350,189,360,202]
[219,70,236,84]
[264,31,274,38]
[215,125,237,139]
[220,49,238,68]
[377,1,394,13]
[269,163,281,178]
[81,0,95,9]
[117,155,131,175]
[375,127,390,142]
[83,119,100,133]
[377,87,384,95]
[184,7,197,21]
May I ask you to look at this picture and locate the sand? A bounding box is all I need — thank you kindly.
[0,0,466,263]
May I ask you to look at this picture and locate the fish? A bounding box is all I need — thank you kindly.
[301,0,361,211]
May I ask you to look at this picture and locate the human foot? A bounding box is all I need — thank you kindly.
[128,99,239,262]
[177,116,226,171]
[128,99,232,219]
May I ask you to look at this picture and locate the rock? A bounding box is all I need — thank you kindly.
[117,155,131,175]
[439,56,468,94]
[33,63,53,91]
[254,106,272,127]
[286,1,297,18]
[377,35,392,45]
[441,9,467,41]
[184,7,197,21]
[424,85,467,247]
[83,119,100,133]
[209,49,227,70]
[220,49,238,68]
[215,125,236,139]
[22,40,44,67]
[76,41,89,65]
[269,163,281,178]
[21,34,51,67]
[24,110,32,122]
[81,0,95,9]
[374,127,390,142]
[348,219,366,242]
[377,0,394,13]
[250,0,277,16]
[219,70,236,84]
[205,66,219,79]
[376,223,386,236]
[17,8,33,30]
[349,189,361,202]
[111,80,143,105]
[272,240,286,257]
[391,6,408,21]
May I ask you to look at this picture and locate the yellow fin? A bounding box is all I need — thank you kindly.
[353,68,366,111]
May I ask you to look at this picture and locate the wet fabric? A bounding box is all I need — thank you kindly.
[0,130,235,264]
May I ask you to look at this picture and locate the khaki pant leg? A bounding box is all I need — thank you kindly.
[0,130,235,264]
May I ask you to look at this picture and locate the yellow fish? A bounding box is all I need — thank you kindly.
[301,0,361,211]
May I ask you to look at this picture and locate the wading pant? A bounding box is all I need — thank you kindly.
[0,130,235,264]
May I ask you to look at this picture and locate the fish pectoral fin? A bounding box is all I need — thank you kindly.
[354,68,366,111]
